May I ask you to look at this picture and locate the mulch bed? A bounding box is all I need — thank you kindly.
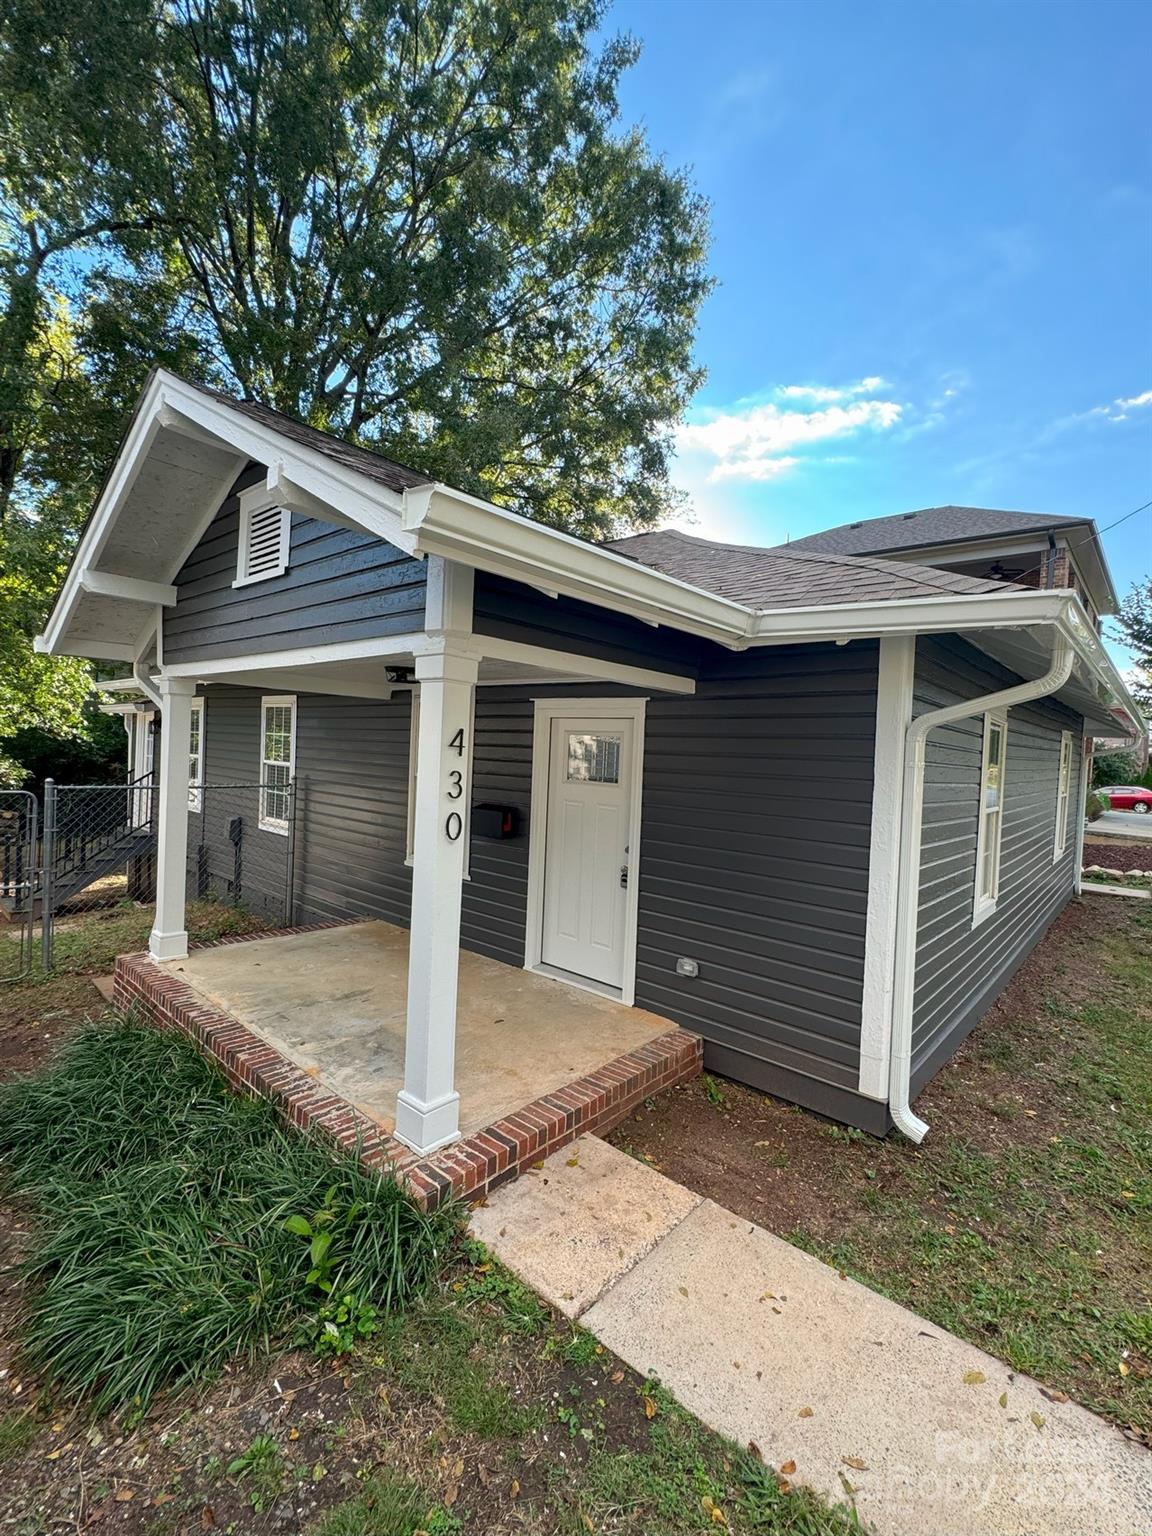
[1083,837,1152,875]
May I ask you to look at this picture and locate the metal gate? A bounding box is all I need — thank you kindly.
[0,789,38,983]
[2,777,297,974]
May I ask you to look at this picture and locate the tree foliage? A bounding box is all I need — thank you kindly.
[1,0,710,534]
[1116,576,1152,712]
[0,0,711,761]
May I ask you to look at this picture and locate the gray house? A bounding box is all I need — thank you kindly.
[37,369,1141,1163]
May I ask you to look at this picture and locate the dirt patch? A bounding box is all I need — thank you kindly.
[608,896,1152,1438]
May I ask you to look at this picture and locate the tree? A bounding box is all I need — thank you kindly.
[1116,576,1152,712]
[1,0,711,539]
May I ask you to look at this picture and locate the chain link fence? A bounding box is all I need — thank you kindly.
[2,778,299,972]
[0,789,38,982]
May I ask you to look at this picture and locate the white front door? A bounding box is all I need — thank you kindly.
[540,716,634,989]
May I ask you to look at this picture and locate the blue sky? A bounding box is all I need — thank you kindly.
[607,0,1150,663]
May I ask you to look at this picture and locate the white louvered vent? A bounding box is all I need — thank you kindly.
[235,500,290,586]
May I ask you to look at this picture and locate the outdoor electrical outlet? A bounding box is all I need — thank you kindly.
[676,957,699,978]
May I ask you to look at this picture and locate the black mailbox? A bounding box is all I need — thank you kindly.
[472,803,520,840]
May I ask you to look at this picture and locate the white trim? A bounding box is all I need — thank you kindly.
[424,556,474,637]
[258,695,297,834]
[188,698,205,813]
[394,642,479,1154]
[972,711,1008,926]
[78,570,178,607]
[1073,738,1091,895]
[524,696,646,1006]
[471,633,696,696]
[161,632,436,678]
[150,675,198,962]
[405,688,420,864]
[858,635,916,1100]
[234,485,291,586]
[886,635,1075,1142]
[1053,729,1074,862]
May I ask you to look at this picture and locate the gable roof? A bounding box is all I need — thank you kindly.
[777,505,1092,557]
[605,528,1018,610]
[176,375,431,496]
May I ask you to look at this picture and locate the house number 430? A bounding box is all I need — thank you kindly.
[445,727,466,840]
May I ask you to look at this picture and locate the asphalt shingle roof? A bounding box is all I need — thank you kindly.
[180,376,432,495]
[776,505,1090,557]
[604,529,1019,611]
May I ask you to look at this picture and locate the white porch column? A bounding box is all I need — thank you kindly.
[395,643,479,1154]
[149,676,197,962]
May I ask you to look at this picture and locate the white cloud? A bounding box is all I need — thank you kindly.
[676,383,903,484]
[1080,388,1152,425]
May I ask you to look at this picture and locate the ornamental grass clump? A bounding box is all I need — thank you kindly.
[0,1017,455,1415]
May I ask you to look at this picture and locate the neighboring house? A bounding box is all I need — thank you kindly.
[36,369,1143,1155]
[777,505,1116,631]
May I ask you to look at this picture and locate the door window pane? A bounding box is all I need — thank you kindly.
[566,733,621,784]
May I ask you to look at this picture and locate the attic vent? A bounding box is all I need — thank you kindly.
[235,499,290,586]
[849,521,862,529]
[901,512,917,521]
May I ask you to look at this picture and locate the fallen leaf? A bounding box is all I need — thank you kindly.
[566,1155,580,1166]
[1040,1387,1069,1403]
[643,1396,658,1419]
[842,1456,869,1471]
[747,1440,763,1461]
[678,1286,689,1297]
[288,1428,300,1441]
[610,1370,624,1383]
[999,1392,1008,1409]
[963,1370,986,1385]
[200,1507,216,1530]
[114,1489,134,1502]
[154,1493,174,1507]
[780,1459,797,1475]
[477,1465,491,1487]
[510,1478,520,1499]
[1030,1411,1046,1429]
[1119,1362,1131,1377]
[798,1406,814,1418]
[45,1449,62,1461]
[444,1483,458,1506]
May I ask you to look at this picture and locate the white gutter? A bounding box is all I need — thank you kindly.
[886,631,1075,1142]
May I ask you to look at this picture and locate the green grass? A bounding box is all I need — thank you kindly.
[0,1408,38,1463]
[310,1474,428,1536]
[555,1382,864,1536]
[0,1015,455,1415]
[792,902,1152,1432]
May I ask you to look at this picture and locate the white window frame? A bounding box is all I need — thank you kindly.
[973,710,1008,926]
[258,695,296,834]
[1053,730,1074,862]
[188,698,205,813]
[233,485,291,588]
[404,687,473,877]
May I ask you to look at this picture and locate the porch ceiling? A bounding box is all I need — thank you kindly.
[165,921,674,1136]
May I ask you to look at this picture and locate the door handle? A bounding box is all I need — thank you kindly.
[620,864,628,889]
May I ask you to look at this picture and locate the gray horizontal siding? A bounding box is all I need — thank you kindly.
[910,635,1083,1087]
[196,685,412,928]
[473,571,700,676]
[633,644,877,1098]
[164,466,425,665]
[191,636,884,1126]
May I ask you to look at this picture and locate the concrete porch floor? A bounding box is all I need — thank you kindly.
[167,921,675,1137]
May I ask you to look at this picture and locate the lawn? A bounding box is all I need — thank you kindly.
[0,905,862,1535]
[609,895,1152,1442]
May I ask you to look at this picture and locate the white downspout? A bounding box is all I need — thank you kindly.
[887,632,1075,1141]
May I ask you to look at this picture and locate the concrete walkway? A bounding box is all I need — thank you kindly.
[471,1136,1151,1536]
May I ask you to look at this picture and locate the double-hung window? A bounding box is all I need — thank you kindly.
[973,712,1007,923]
[1053,731,1074,861]
[188,699,205,813]
[259,696,296,833]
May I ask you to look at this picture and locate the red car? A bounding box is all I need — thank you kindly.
[1099,785,1152,814]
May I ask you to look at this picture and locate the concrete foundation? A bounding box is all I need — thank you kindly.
[167,921,674,1135]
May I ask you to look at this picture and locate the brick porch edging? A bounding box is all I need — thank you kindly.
[112,931,702,1210]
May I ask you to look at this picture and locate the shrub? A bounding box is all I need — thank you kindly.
[0,1017,457,1414]
[1086,788,1109,821]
